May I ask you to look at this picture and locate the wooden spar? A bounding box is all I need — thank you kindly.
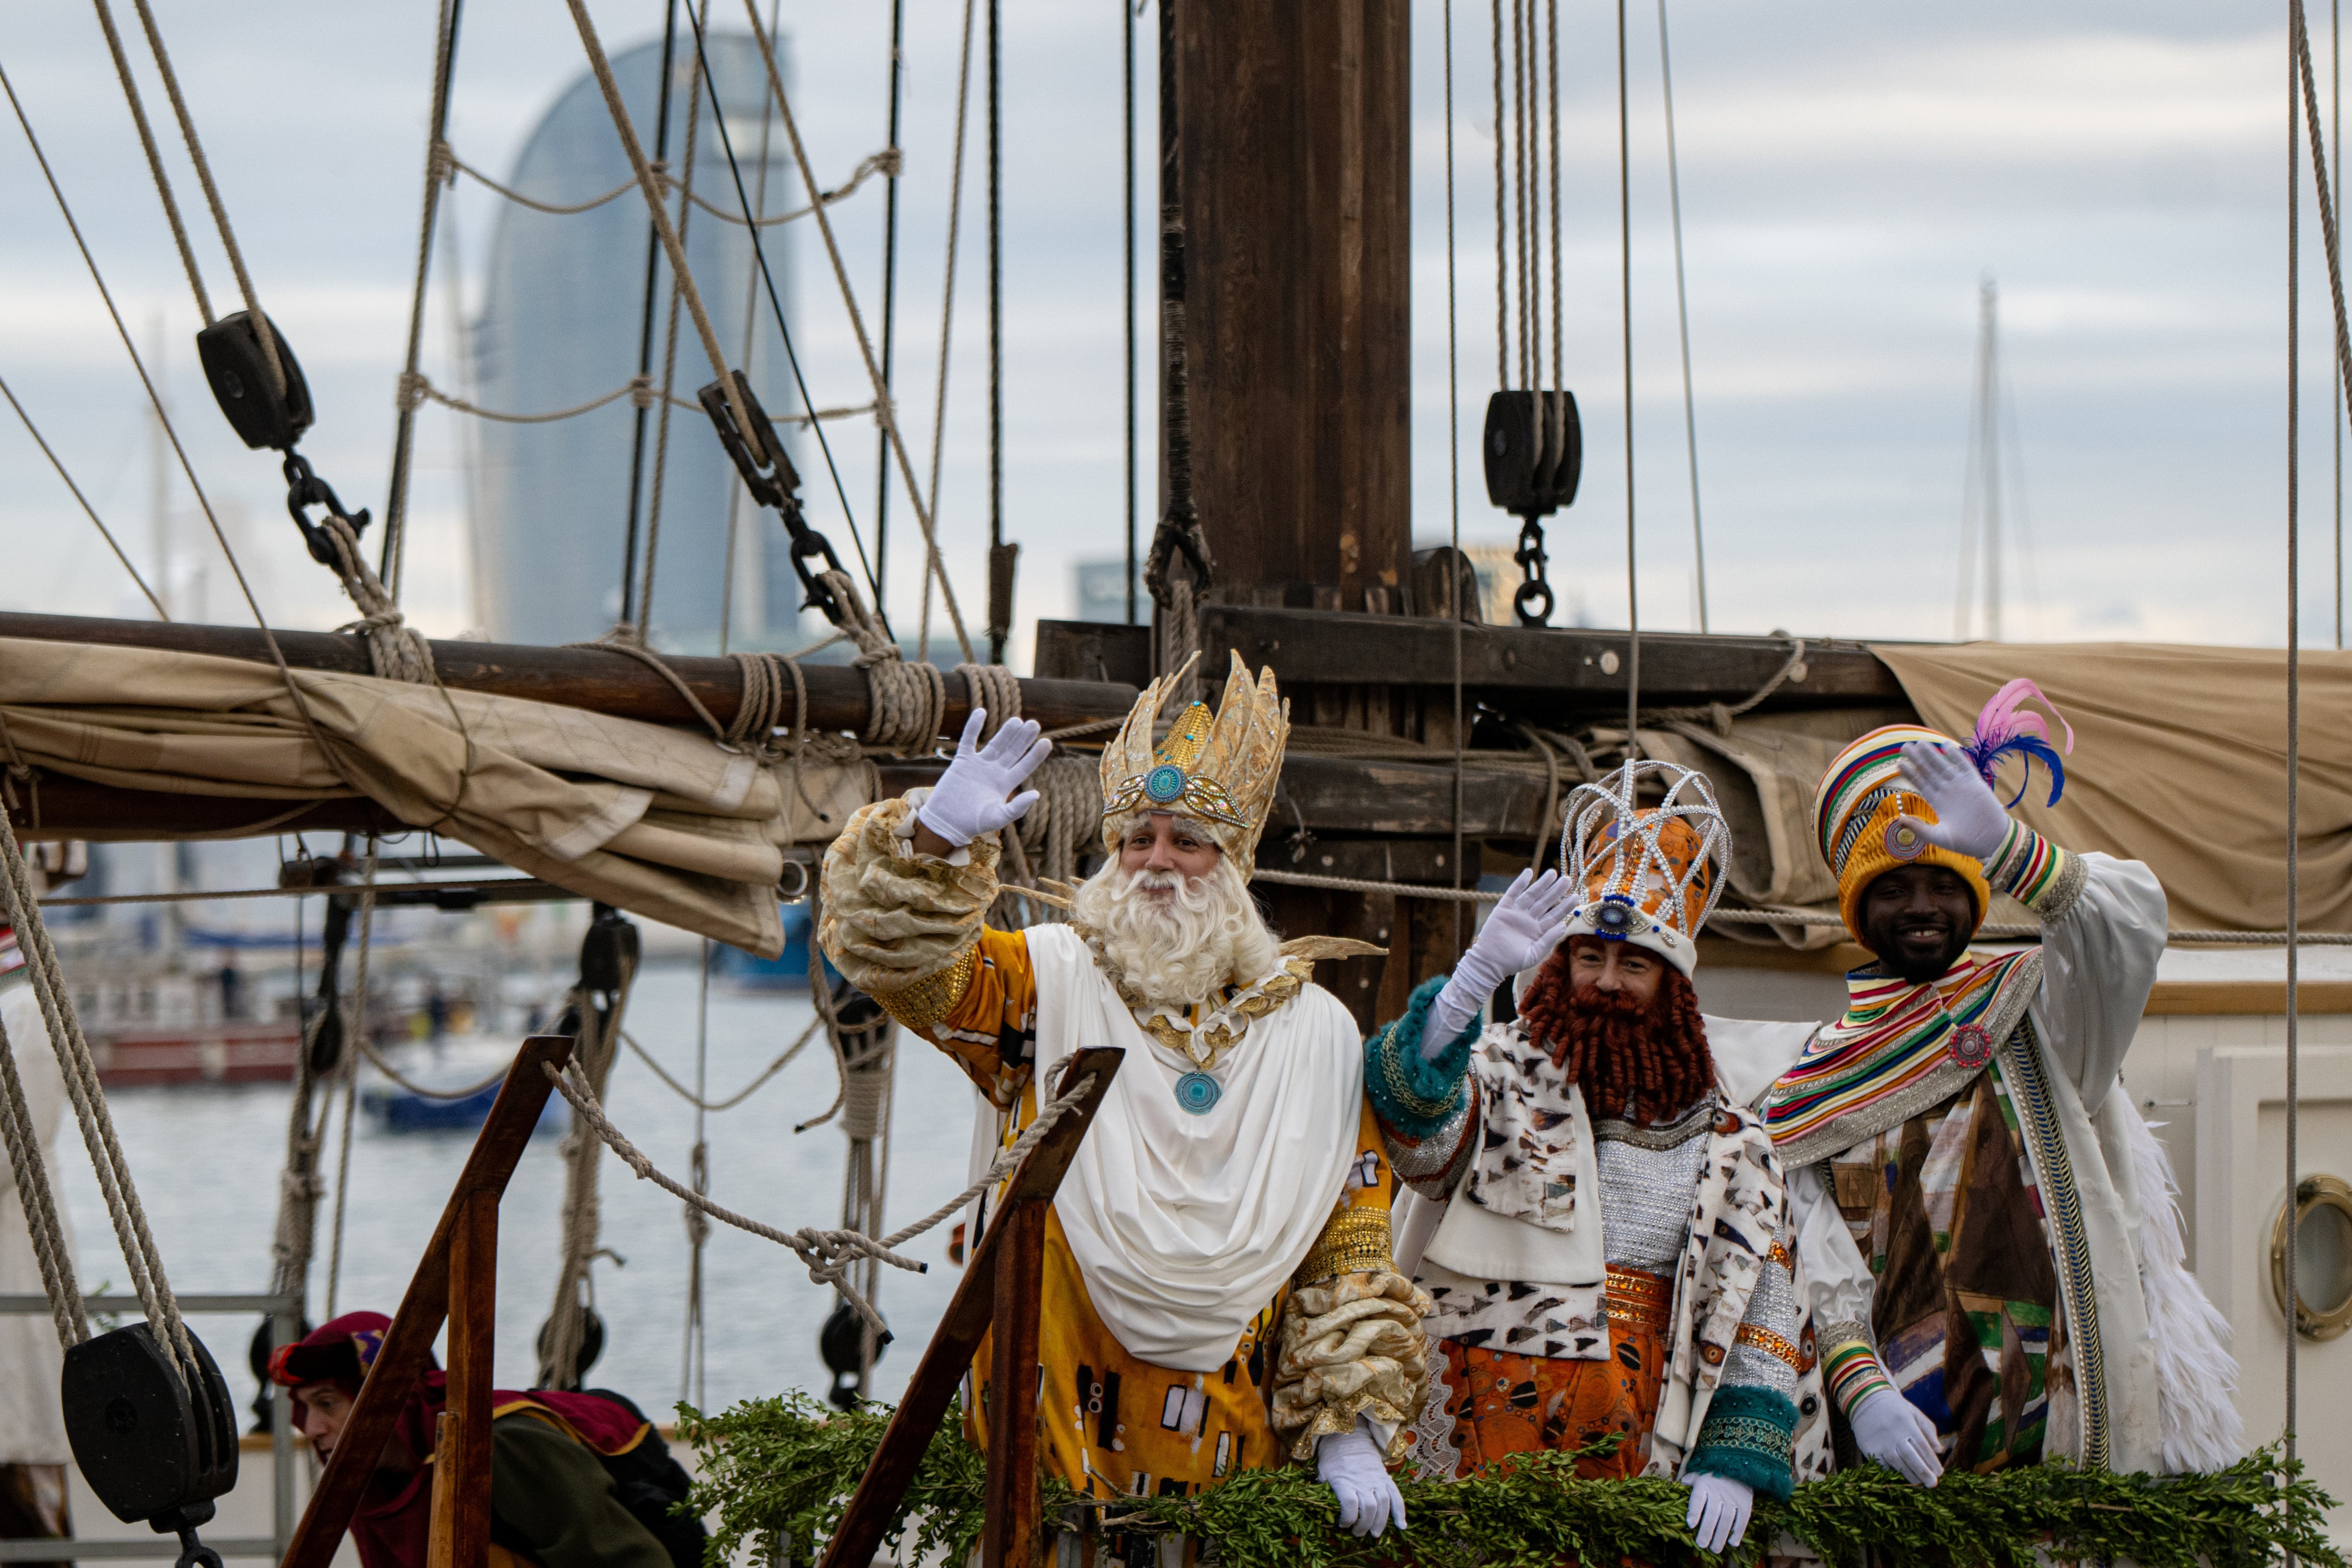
[281,1035,574,1568]
[817,1047,1125,1568]
[0,611,1137,736]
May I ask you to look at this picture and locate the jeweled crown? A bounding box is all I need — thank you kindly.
[1098,651,1289,875]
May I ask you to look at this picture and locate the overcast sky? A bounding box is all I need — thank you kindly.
[0,0,2335,662]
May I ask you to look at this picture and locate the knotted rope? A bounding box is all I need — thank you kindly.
[814,570,947,756]
[320,516,437,685]
[955,662,1023,742]
[544,1058,1097,1333]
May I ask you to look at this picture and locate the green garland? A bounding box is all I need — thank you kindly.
[679,1391,2342,1568]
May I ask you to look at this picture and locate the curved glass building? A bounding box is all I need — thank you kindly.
[472,30,805,650]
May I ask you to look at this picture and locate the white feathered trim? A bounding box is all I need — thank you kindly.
[2128,1108,2245,1473]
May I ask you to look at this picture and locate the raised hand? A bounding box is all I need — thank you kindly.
[1893,738,2010,862]
[1422,868,1576,1059]
[913,709,1052,849]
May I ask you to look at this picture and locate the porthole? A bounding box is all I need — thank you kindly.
[2271,1174,2352,1341]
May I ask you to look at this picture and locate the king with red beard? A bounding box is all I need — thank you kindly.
[1365,763,1830,1553]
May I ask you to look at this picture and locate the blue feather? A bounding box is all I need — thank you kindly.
[1970,734,2066,809]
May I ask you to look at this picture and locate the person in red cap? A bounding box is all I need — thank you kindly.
[269,1312,703,1568]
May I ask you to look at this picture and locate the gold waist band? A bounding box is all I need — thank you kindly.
[1604,1266,1673,1332]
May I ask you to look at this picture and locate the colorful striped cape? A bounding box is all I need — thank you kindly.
[1760,948,2043,1168]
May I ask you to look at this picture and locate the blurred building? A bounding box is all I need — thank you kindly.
[1072,558,1142,625]
[471,32,804,651]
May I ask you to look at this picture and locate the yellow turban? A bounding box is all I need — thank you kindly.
[1812,724,1991,943]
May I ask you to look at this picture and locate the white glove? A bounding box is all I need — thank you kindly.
[912,710,1051,849]
[1421,868,1575,1060]
[1848,1385,1943,1487]
[1683,1473,1755,1553]
[1316,1420,1406,1538]
[1893,739,2009,862]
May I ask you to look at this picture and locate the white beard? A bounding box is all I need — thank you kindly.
[1069,855,1282,1010]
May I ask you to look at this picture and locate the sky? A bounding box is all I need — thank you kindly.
[0,0,2338,667]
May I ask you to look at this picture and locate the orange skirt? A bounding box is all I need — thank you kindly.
[1424,1266,1671,1479]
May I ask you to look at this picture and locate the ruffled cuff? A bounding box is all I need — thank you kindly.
[818,797,1001,1011]
[1270,1268,1433,1463]
[1685,1385,1797,1502]
[1981,821,2086,920]
[1366,975,1475,1139]
[1820,1334,1894,1420]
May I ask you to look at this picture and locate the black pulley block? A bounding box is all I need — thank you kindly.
[819,1299,890,1410]
[534,1305,606,1388]
[63,1322,238,1527]
[196,312,314,452]
[1482,388,1581,519]
[579,906,639,994]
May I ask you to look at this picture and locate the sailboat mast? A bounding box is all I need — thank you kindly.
[1979,276,2002,641]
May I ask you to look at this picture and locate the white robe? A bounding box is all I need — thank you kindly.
[1022,924,1367,1374]
[1778,853,2174,1473]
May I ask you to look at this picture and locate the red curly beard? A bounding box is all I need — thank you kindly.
[1515,946,1716,1124]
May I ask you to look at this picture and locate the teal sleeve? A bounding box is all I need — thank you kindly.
[490,1414,672,1568]
[1364,974,1477,1139]
[1683,1386,1798,1502]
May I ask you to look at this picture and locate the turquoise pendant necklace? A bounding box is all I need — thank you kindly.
[1173,1069,1221,1115]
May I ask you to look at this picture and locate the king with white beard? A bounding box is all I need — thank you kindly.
[820,653,1561,1536]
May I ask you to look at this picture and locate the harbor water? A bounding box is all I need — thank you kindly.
[54,961,978,1428]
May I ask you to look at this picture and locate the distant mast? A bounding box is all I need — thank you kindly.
[1955,275,2003,641]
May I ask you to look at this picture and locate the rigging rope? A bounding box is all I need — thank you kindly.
[920,0,982,666]
[0,370,168,619]
[0,769,195,1379]
[0,56,367,801]
[122,0,285,393]
[636,9,712,643]
[381,0,465,598]
[541,915,639,1391]
[1656,0,1708,632]
[87,0,211,325]
[546,1058,1098,1334]
[1618,0,1641,756]
[732,0,978,663]
[623,1019,820,1113]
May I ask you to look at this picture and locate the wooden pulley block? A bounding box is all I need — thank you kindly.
[1482,388,1582,519]
[62,1321,239,1528]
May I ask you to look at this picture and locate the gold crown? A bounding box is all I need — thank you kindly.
[1098,651,1289,876]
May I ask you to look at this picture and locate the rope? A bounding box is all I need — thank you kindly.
[87,0,210,324]
[0,57,368,801]
[548,1059,1104,1333]
[561,0,763,491]
[0,777,194,1379]
[1638,635,1809,735]
[1492,0,1507,389]
[919,0,981,666]
[321,517,437,685]
[540,919,638,1391]
[821,570,946,755]
[682,147,901,227]
[399,370,683,423]
[442,146,638,214]
[381,0,466,599]
[622,1019,820,1113]
[0,370,167,619]
[734,0,978,665]
[955,663,1023,742]
[0,1002,85,1348]
[635,19,710,645]
[1617,0,1640,757]
[1656,0,1707,632]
